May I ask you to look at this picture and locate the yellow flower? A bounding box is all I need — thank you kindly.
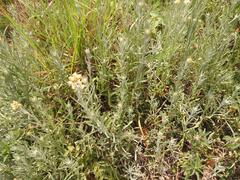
[10,101,22,111]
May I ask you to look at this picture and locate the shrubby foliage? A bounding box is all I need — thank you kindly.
[0,0,240,179]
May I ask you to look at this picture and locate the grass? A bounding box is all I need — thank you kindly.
[0,0,240,179]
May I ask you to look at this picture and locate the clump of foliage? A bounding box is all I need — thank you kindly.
[0,0,240,179]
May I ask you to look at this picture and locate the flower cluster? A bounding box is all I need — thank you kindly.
[67,72,88,91]
[10,101,22,111]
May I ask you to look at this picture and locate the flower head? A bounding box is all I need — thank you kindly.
[138,1,144,7]
[184,0,191,4]
[68,72,88,91]
[144,29,151,36]
[85,48,91,55]
[186,57,193,64]
[10,101,22,111]
[85,48,92,59]
[174,0,181,4]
